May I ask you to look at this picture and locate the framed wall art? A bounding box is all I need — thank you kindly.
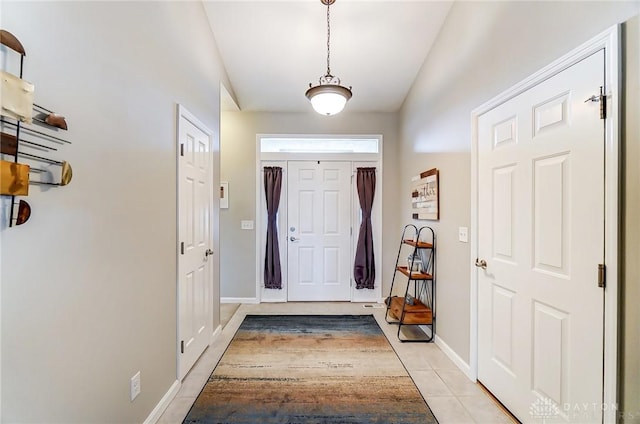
[411,168,439,220]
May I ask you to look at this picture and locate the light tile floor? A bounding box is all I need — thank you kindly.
[158,302,516,424]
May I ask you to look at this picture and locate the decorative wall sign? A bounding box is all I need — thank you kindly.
[411,168,439,220]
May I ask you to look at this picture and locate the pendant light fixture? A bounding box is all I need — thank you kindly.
[305,0,352,116]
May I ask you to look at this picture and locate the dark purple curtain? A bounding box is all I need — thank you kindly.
[354,167,376,290]
[264,167,283,289]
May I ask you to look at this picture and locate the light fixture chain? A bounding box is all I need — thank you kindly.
[326,0,331,76]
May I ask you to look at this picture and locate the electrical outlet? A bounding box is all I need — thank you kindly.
[241,220,254,230]
[458,227,469,243]
[130,371,141,401]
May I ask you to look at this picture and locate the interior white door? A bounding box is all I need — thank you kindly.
[287,161,351,301]
[477,51,605,423]
[177,108,213,380]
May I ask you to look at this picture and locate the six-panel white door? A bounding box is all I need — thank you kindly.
[177,108,213,380]
[287,161,351,301]
[477,51,605,422]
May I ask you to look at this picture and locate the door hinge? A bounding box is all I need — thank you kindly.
[180,144,184,156]
[350,227,352,236]
[180,340,184,354]
[584,86,606,119]
[598,263,606,288]
[180,242,184,255]
[599,86,607,120]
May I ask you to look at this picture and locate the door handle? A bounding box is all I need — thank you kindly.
[475,258,487,269]
[290,236,299,242]
[205,249,214,257]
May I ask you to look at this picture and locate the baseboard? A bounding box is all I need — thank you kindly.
[210,324,222,344]
[220,297,259,304]
[143,379,180,424]
[434,335,474,381]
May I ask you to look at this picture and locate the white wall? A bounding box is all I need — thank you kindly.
[220,111,399,300]
[0,2,227,422]
[399,1,640,365]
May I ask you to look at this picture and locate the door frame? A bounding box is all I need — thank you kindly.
[176,104,215,380]
[470,26,620,420]
[255,135,383,303]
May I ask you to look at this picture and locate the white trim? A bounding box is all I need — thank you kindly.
[602,26,620,423]
[142,380,180,424]
[255,140,262,303]
[220,297,259,304]
[211,325,222,344]
[469,106,479,382]
[260,298,286,303]
[435,335,473,381]
[469,25,620,422]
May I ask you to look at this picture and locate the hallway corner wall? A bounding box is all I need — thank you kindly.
[1,2,226,422]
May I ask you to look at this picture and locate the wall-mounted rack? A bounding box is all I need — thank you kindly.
[0,29,73,227]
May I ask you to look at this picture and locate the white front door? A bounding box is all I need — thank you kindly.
[477,51,605,422]
[287,161,351,301]
[177,107,213,380]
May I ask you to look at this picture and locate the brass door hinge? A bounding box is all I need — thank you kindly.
[598,264,606,288]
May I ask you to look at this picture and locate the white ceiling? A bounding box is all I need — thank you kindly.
[203,1,453,113]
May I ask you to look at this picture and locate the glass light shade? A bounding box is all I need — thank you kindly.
[305,84,352,116]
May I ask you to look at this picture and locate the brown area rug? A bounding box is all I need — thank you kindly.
[183,315,438,424]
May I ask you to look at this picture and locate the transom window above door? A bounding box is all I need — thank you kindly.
[260,136,379,154]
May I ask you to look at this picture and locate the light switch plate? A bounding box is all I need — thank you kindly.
[458,227,469,243]
[241,220,254,230]
[130,371,141,401]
